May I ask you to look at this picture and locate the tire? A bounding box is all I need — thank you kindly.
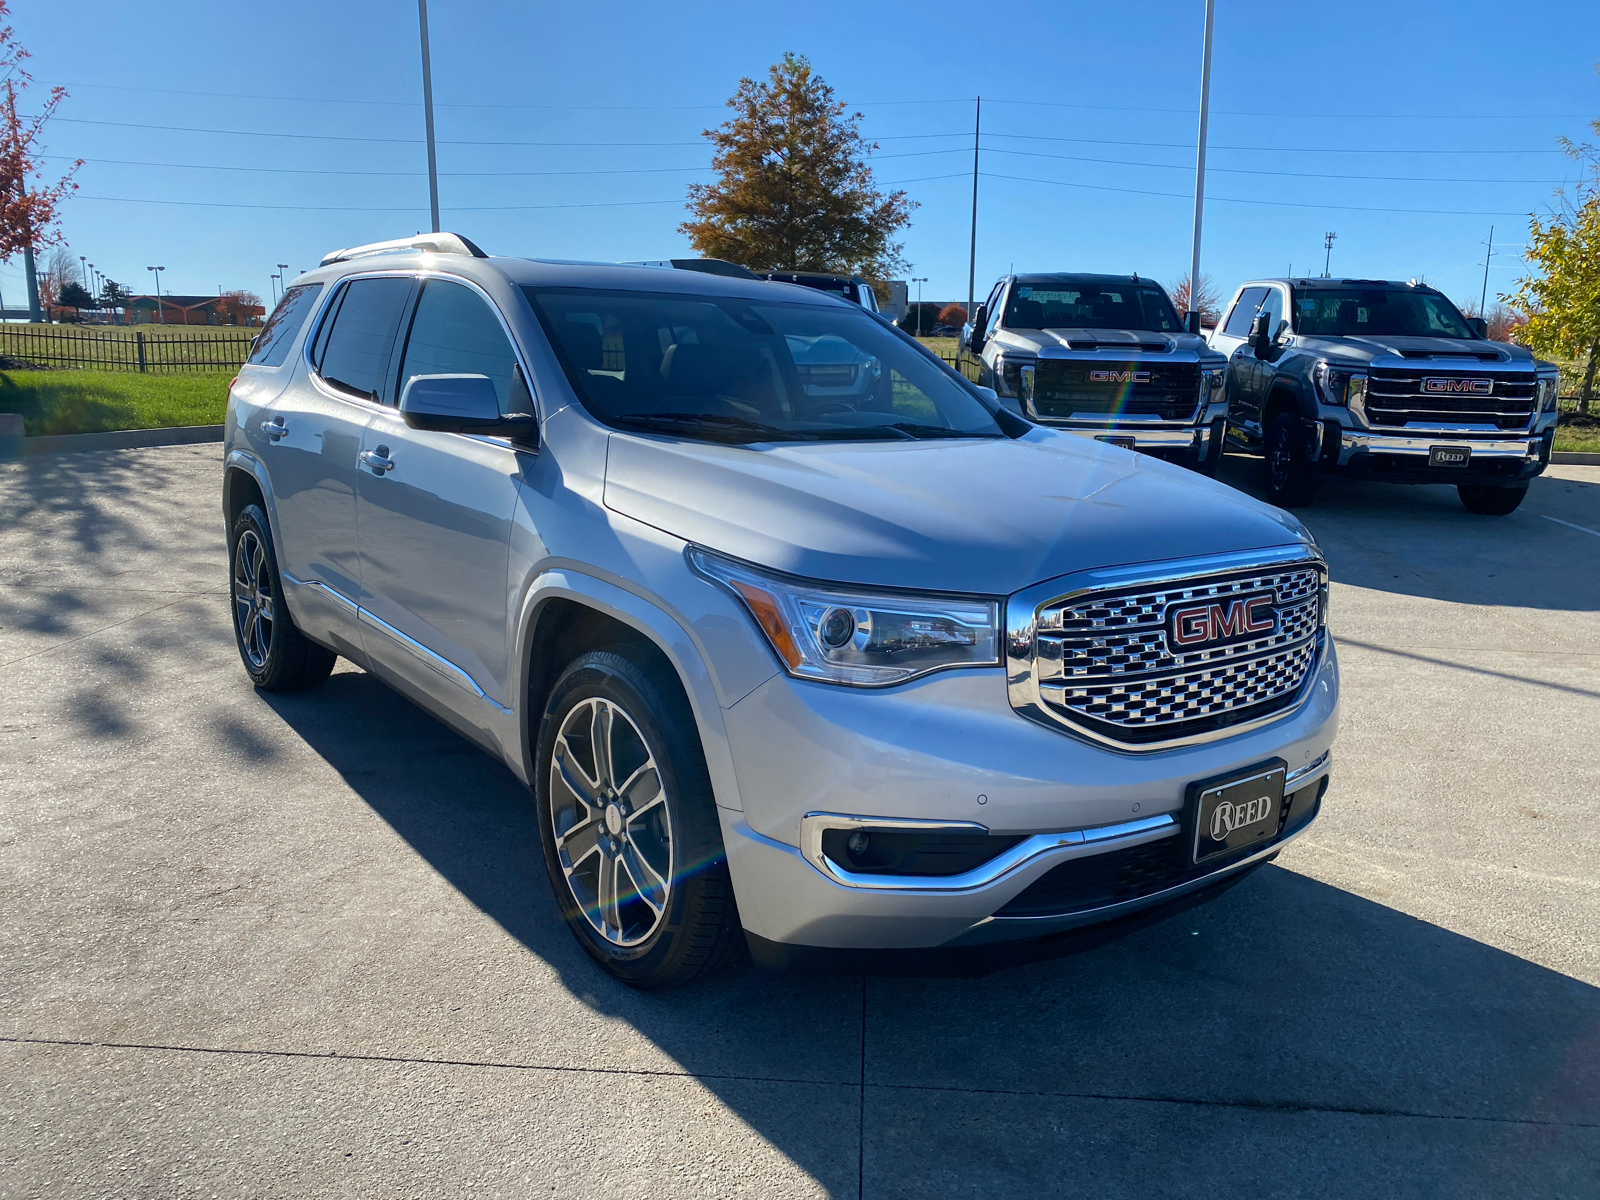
[229,504,337,691]
[1458,483,1529,516]
[535,649,743,989]
[1263,411,1319,507]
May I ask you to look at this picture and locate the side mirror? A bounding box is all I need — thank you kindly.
[400,373,538,442]
[1249,312,1273,356]
[967,305,989,354]
[1468,316,1489,339]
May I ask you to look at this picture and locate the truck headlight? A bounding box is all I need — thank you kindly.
[1539,377,1560,413]
[689,548,1001,687]
[1313,361,1367,407]
[991,353,1032,398]
[1201,369,1225,404]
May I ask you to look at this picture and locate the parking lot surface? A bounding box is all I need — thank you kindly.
[2,444,1597,1198]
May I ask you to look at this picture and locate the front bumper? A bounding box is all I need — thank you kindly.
[1328,425,1554,482]
[718,645,1338,950]
[1043,414,1226,458]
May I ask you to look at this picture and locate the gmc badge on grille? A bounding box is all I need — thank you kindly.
[1166,593,1277,651]
[1088,370,1151,384]
[1421,378,1493,394]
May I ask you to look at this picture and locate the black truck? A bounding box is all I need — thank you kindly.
[1209,278,1561,514]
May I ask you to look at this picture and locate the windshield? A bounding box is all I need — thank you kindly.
[1003,279,1182,333]
[526,288,1005,444]
[1293,288,1475,338]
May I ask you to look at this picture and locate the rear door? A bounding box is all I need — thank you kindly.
[354,276,529,732]
[261,275,412,655]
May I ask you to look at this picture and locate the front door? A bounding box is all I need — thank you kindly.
[355,277,529,732]
[1212,286,1269,446]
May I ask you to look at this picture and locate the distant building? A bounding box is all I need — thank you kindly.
[124,295,265,326]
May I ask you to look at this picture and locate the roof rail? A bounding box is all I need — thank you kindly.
[319,232,487,268]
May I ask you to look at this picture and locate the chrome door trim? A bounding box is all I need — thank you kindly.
[279,570,512,716]
[798,809,1179,893]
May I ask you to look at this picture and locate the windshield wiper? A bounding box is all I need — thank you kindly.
[610,412,805,442]
[883,422,988,440]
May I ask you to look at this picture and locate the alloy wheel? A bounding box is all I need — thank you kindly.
[1267,425,1293,494]
[232,529,275,670]
[549,697,674,948]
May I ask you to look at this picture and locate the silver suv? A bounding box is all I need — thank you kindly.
[224,234,1339,988]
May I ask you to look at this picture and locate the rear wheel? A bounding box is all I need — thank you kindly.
[1264,412,1319,507]
[1458,483,1529,515]
[229,504,336,691]
[535,649,742,989]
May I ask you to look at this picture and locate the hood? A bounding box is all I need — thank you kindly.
[1296,333,1536,367]
[603,429,1310,596]
[992,328,1222,362]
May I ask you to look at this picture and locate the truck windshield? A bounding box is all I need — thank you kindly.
[1293,289,1475,338]
[526,288,1005,444]
[1003,279,1182,332]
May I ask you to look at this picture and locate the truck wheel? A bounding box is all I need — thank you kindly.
[229,504,337,691]
[1458,483,1529,516]
[535,649,743,989]
[1264,412,1319,507]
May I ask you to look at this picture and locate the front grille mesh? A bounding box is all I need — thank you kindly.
[1029,361,1201,422]
[1023,565,1322,745]
[1366,368,1536,431]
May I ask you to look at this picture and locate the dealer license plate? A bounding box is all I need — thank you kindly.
[1096,435,1136,450]
[1428,445,1471,467]
[1190,763,1285,865]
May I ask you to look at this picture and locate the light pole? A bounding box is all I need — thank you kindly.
[276,264,290,301]
[1479,225,1494,319]
[912,277,928,336]
[146,266,166,324]
[1186,0,1216,334]
[270,274,281,305]
[417,0,441,233]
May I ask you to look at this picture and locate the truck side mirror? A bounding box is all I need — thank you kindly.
[966,305,989,354]
[1249,312,1273,356]
[1468,316,1489,339]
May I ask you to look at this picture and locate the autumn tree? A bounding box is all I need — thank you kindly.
[681,54,914,282]
[1169,271,1221,328]
[217,289,264,325]
[938,303,968,328]
[1507,103,1600,412]
[0,2,80,323]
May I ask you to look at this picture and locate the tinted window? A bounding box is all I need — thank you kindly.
[1222,287,1270,337]
[1003,279,1181,332]
[527,287,1005,445]
[1258,287,1285,338]
[1293,288,1474,339]
[247,283,323,367]
[398,279,522,414]
[314,277,413,401]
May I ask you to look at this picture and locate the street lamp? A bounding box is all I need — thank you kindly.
[277,264,290,300]
[911,277,929,337]
[146,266,166,324]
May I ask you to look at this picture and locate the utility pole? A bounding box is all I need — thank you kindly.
[1323,231,1337,278]
[966,96,981,322]
[1186,0,1216,334]
[147,266,166,324]
[418,0,442,233]
[1479,225,1494,317]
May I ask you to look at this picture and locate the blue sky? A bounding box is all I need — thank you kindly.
[10,0,1600,313]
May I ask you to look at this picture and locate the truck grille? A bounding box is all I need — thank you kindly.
[1012,560,1323,747]
[1365,367,1536,431]
[1029,361,1201,422]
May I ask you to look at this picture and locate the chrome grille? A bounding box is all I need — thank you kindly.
[1013,560,1324,748]
[1366,368,1536,431]
[1029,361,1201,422]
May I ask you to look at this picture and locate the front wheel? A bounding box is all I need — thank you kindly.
[1458,483,1529,515]
[1264,412,1319,507]
[535,650,742,989]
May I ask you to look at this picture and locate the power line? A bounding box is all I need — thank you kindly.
[75,194,688,213]
[44,116,708,147]
[984,131,1569,155]
[981,146,1568,184]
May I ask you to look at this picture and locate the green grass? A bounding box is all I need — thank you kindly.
[916,336,960,359]
[0,370,233,436]
[1554,412,1600,453]
[1,322,255,341]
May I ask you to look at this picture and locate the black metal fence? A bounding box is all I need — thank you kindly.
[0,325,253,374]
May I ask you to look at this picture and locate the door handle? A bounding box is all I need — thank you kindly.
[360,447,395,475]
[261,418,288,442]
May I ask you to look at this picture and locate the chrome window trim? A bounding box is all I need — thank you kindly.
[1006,543,1327,754]
[799,810,1179,893]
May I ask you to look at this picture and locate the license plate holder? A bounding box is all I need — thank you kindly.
[1188,760,1286,866]
[1428,444,1471,468]
[1096,435,1136,450]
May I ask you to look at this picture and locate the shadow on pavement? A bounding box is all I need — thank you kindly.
[262,668,1600,1191]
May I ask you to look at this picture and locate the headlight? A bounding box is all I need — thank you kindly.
[991,353,1032,398]
[1539,377,1560,413]
[689,548,1001,687]
[1200,369,1225,403]
[1313,361,1367,407]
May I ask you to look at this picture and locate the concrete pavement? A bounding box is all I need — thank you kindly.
[2,445,1596,1197]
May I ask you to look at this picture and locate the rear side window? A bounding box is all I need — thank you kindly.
[397,279,521,414]
[312,277,414,401]
[247,283,323,367]
[1222,287,1270,337]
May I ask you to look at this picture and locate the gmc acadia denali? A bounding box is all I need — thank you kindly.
[224,234,1339,988]
[1210,277,1561,513]
[962,273,1230,473]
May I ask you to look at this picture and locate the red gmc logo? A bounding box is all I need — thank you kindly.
[1167,594,1277,649]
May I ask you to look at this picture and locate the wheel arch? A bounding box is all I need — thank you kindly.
[223,450,277,537]
[1264,379,1314,427]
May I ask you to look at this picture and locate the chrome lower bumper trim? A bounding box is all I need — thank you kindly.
[1285,749,1331,791]
[1055,426,1204,450]
[799,810,1179,893]
[1339,431,1541,460]
[945,818,1315,946]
